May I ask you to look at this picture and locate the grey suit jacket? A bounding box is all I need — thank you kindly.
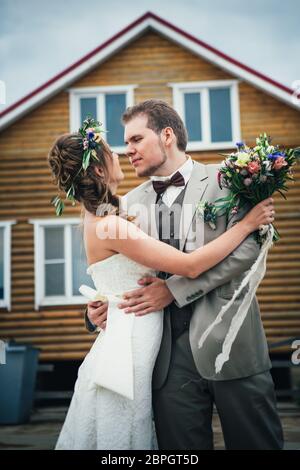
[122,160,271,386]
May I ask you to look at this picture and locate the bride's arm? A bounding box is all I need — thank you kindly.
[97,198,274,279]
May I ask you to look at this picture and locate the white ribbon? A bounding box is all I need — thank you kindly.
[198,224,274,374]
[79,285,135,400]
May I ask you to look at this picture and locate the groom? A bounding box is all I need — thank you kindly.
[86,99,283,450]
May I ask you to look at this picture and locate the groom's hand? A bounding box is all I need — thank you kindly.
[118,277,174,316]
[87,300,108,329]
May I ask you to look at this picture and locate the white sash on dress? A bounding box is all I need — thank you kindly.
[79,285,135,400]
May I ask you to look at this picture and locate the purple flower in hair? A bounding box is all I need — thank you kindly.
[89,141,97,149]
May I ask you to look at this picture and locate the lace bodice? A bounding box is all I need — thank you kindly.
[87,253,157,296]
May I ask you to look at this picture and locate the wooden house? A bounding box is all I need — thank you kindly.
[0,12,299,370]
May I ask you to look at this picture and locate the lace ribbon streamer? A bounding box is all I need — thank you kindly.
[198,224,274,374]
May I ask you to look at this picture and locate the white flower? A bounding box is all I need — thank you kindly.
[236,152,250,167]
[262,160,272,171]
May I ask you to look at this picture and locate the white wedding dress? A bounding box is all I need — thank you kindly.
[55,253,164,450]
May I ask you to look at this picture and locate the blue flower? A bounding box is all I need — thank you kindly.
[236,141,245,149]
[87,131,95,139]
[267,151,286,160]
[89,141,97,149]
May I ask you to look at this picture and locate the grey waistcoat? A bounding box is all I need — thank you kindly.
[155,187,193,339]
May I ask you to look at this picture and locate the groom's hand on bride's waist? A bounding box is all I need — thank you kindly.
[87,300,108,330]
[117,277,174,316]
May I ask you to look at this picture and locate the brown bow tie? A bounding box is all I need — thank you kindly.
[152,171,185,195]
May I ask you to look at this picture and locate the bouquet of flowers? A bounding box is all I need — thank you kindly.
[197,134,299,374]
[214,133,300,244]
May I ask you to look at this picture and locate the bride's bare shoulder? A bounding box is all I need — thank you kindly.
[95,214,132,236]
[96,215,146,246]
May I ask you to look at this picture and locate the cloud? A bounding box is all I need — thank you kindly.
[0,0,299,112]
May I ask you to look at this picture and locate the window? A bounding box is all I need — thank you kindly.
[69,85,137,152]
[0,221,15,310]
[169,80,241,151]
[30,218,94,309]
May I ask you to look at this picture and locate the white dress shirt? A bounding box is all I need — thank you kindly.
[150,156,194,207]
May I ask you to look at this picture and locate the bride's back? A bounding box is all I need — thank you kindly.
[83,212,157,294]
[83,212,117,266]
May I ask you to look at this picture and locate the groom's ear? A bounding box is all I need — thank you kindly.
[161,127,175,147]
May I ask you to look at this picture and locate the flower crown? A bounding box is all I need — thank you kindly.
[51,116,105,216]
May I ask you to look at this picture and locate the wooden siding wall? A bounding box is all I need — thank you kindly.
[0,31,299,361]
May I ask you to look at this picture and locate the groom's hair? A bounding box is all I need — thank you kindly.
[122,99,188,151]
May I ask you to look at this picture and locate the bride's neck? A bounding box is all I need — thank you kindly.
[109,182,118,195]
[84,194,121,222]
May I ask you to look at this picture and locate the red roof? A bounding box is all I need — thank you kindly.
[0,11,298,126]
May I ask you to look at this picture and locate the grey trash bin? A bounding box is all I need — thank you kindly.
[0,343,39,424]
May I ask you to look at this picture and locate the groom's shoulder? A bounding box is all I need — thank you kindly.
[205,162,222,173]
[192,160,221,179]
[206,163,223,185]
[192,160,229,197]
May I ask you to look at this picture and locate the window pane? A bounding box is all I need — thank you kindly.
[105,94,126,147]
[184,93,202,142]
[80,97,97,125]
[45,263,65,296]
[209,88,232,142]
[0,228,4,300]
[45,227,64,260]
[71,225,93,295]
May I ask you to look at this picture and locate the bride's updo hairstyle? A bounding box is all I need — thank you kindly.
[48,129,120,216]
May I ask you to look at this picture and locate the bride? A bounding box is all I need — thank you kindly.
[48,121,275,450]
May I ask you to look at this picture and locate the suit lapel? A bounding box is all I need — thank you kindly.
[179,161,208,251]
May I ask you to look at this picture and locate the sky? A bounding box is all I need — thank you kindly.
[0,0,299,112]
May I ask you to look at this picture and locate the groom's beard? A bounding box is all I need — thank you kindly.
[137,139,168,177]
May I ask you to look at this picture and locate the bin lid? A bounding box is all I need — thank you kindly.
[6,345,28,352]
[5,342,40,352]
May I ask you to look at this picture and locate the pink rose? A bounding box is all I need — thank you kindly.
[273,156,288,170]
[247,161,261,174]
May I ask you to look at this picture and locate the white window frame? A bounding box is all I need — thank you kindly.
[68,85,137,153]
[0,221,16,310]
[30,218,90,309]
[169,80,241,151]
